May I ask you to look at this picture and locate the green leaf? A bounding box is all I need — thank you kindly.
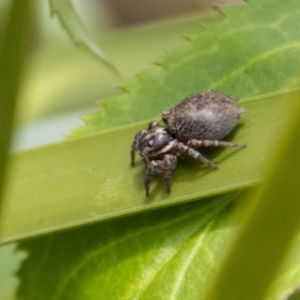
[17,11,219,126]
[0,244,25,300]
[0,1,30,217]
[206,93,300,300]
[2,11,223,300]
[71,0,300,137]
[1,89,299,245]
[17,192,242,300]
[13,0,300,299]
[48,0,118,73]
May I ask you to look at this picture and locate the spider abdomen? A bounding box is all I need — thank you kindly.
[162,90,244,142]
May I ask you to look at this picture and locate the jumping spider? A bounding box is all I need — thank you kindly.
[131,90,247,196]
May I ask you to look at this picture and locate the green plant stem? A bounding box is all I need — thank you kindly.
[206,92,300,300]
[0,1,31,223]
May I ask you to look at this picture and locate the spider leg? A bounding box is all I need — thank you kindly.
[163,155,177,194]
[187,139,247,149]
[131,130,146,166]
[144,154,177,196]
[176,142,219,169]
[145,161,156,196]
[131,148,136,166]
[141,156,148,167]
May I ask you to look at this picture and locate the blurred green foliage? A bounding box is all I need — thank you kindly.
[1,0,300,299]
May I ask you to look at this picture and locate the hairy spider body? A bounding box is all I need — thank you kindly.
[131,91,247,196]
[162,90,244,142]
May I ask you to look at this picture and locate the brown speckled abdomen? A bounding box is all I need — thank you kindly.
[162,90,244,142]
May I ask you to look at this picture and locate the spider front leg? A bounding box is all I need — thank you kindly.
[144,154,177,196]
[131,130,146,166]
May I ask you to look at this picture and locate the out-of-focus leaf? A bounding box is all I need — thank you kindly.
[16,11,219,126]
[48,0,118,73]
[1,89,300,245]
[71,0,300,137]
[0,1,30,218]
[206,92,300,300]
[0,244,25,300]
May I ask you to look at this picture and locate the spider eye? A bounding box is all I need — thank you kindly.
[148,140,154,147]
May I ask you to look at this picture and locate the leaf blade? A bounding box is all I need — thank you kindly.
[1,89,299,245]
[17,192,241,300]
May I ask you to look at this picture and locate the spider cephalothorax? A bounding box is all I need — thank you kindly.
[131,90,247,196]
